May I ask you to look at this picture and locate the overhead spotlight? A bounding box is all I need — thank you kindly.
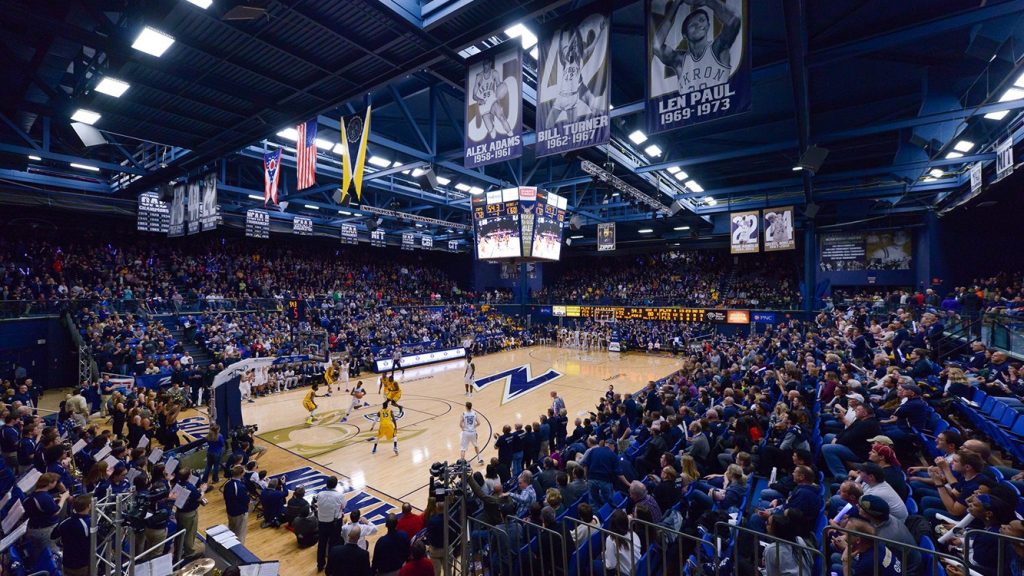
[95,77,130,97]
[71,109,101,125]
[132,27,175,57]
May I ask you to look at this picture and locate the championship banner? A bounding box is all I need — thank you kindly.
[245,209,270,239]
[401,232,416,250]
[996,138,1014,181]
[186,179,201,235]
[729,210,759,253]
[535,4,611,157]
[168,183,185,237]
[200,174,220,231]
[137,192,170,233]
[448,240,459,252]
[970,162,982,194]
[340,223,359,244]
[762,206,794,251]
[293,216,314,236]
[597,222,616,251]
[464,45,523,168]
[421,236,434,249]
[647,0,750,134]
[370,229,386,248]
[338,107,372,202]
[264,149,281,205]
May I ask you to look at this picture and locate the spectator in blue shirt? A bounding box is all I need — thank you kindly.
[55,495,93,576]
[260,477,288,528]
[1,415,20,463]
[17,421,37,476]
[24,472,68,558]
[879,381,929,444]
[201,424,225,484]
[581,437,617,507]
[371,513,409,576]
[843,518,904,576]
[223,465,251,544]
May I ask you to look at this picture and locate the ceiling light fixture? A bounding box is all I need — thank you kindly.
[953,140,974,153]
[673,171,688,181]
[667,166,680,174]
[684,181,704,193]
[705,197,717,206]
[186,0,213,8]
[368,156,391,168]
[673,225,690,231]
[248,194,264,201]
[339,210,352,215]
[132,27,175,57]
[70,163,100,172]
[27,155,42,161]
[929,168,944,178]
[792,166,803,171]
[638,228,654,233]
[71,109,101,125]
[945,151,964,159]
[628,130,648,145]
[277,128,298,141]
[469,187,485,195]
[436,176,451,186]
[95,77,130,97]
[304,204,320,210]
[644,144,663,157]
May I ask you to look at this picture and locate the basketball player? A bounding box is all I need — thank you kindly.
[372,400,399,455]
[546,17,607,127]
[460,402,485,465]
[324,361,338,395]
[654,0,740,95]
[472,57,513,139]
[378,373,404,411]
[339,358,350,391]
[341,380,368,423]
[302,384,329,426]
[464,361,476,397]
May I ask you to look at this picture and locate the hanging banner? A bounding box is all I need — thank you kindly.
[464,45,523,168]
[245,209,270,239]
[401,233,416,250]
[200,174,220,231]
[762,206,794,251]
[647,0,750,134]
[970,162,982,194]
[187,180,201,235]
[370,229,386,248]
[263,149,282,205]
[996,138,1014,181]
[168,184,185,237]
[729,210,759,254]
[535,4,611,157]
[137,192,170,233]
[421,236,434,249]
[597,222,616,251]
[340,223,359,244]
[448,240,460,252]
[293,216,314,236]
[338,107,372,202]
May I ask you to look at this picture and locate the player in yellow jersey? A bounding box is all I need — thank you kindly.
[324,361,339,394]
[372,400,399,455]
[378,373,403,410]
[302,384,328,425]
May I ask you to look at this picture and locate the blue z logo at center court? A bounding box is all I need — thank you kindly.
[474,364,562,405]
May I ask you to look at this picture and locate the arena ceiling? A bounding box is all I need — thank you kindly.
[1,0,1023,250]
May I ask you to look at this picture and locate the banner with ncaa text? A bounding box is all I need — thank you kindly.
[535,5,611,157]
[464,45,523,168]
[647,0,750,134]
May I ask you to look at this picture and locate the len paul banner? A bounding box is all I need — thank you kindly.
[762,206,794,251]
[535,3,612,157]
[647,0,751,134]
[730,210,759,254]
[464,45,523,168]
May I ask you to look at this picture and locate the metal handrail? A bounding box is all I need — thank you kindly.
[563,515,641,576]
[133,528,185,562]
[507,515,569,576]
[715,521,824,576]
[631,514,720,576]
[962,528,1024,576]
[822,524,969,576]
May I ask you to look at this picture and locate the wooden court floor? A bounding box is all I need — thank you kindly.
[44,346,681,575]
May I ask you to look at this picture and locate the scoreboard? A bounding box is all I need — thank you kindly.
[551,306,707,322]
[472,187,567,261]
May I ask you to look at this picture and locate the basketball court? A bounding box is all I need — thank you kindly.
[246,345,680,506]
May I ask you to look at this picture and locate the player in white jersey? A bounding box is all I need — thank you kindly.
[341,380,368,422]
[472,58,512,139]
[546,18,607,127]
[460,402,485,465]
[654,0,740,95]
[464,361,476,397]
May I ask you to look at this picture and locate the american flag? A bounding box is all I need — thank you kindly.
[296,120,317,190]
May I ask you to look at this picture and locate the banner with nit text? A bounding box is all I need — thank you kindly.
[535,3,611,157]
[647,0,750,134]
[464,45,523,168]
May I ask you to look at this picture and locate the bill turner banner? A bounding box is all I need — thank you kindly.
[464,45,523,168]
[647,0,750,134]
[535,4,611,157]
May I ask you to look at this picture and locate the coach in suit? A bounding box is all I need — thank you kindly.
[326,525,371,576]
